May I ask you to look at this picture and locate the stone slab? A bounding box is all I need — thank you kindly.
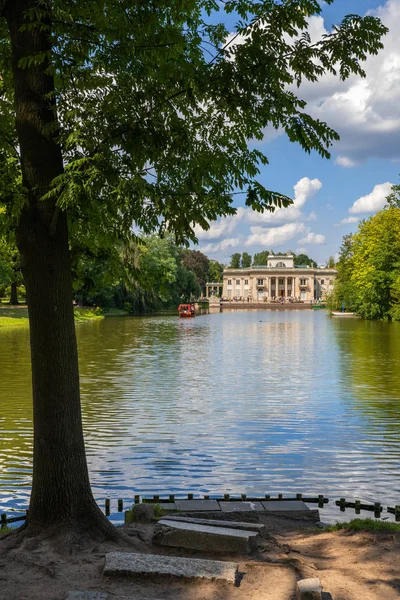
[104,552,238,584]
[155,502,177,511]
[160,515,266,534]
[153,520,259,554]
[296,577,322,600]
[262,500,310,512]
[65,593,110,600]
[219,501,264,512]
[175,499,221,511]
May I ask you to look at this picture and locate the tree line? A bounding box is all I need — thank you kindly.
[229,250,319,268]
[0,234,224,312]
[327,189,400,320]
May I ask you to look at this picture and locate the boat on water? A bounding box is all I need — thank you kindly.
[331,311,358,317]
[178,303,195,318]
[312,304,327,310]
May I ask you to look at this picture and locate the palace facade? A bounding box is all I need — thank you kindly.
[206,253,337,302]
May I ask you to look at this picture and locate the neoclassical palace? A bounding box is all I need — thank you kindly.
[206,253,337,302]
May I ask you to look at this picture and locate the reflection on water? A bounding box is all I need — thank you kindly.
[1,311,400,515]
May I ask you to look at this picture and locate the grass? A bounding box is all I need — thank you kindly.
[0,306,104,329]
[326,518,400,533]
[0,527,12,536]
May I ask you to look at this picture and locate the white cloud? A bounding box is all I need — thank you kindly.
[293,177,322,208]
[294,1,400,162]
[199,237,240,254]
[245,177,322,226]
[298,232,326,244]
[349,182,392,214]
[193,207,245,240]
[335,216,360,227]
[335,156,359,168]
[245,222,306,247]
[306,211,317,221]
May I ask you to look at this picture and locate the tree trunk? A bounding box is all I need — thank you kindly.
[4,0,116,538]
[9,281,18,305]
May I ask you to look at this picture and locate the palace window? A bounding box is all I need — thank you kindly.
[278,278,284,285]
[321,279,325,284]
[288,278,292,284]
[244,279,248,285]
[227,279,232,285]
[300,279,307,286]
[236,279,240,285]
[276,262,286,267]
[257,278,264,286]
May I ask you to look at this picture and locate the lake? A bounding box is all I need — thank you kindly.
[1,310,400,519]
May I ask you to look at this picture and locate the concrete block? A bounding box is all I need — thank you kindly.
[175,499,220,511]
[160,515,266,534]
[296,577,322,600]
[104,552,238,584]
[219,501,264,512]
[262,500,310,511]
[153,519,259,554]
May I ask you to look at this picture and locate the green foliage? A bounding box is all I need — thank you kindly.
[294,253,317,267]
[253,250,269,265]
[181,249,210,291]
[207,259,224,282]
[326,519,400,533]
[326,256,336,268]
[230,253,241,268]
[241,251,252,268]
[329,205,400,319]
[0,0,388,250]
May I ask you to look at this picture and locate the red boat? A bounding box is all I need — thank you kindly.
[178,303,195,318]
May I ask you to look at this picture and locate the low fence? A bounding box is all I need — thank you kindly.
[2,492,400,527]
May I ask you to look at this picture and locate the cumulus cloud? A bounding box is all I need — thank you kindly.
[245,177,322,226]
[335,156,359,168]
[298,232,326,244]
[293,177,322,208]
[297,0,400,162]
[194,207,246,240]
[335,216,360,227]
[349,182,392,214]
[199,237,240,254]
[245,222,306,247]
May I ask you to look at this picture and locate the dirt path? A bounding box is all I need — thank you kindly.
[0,522,399,600]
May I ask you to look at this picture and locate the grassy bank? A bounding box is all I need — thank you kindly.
[326,518,400,533]
[0,306,105,329]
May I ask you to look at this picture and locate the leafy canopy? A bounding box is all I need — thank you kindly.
[0,0,388,246]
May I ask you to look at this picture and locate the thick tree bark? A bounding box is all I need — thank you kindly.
[9,281,18,305]
[4,0,116,537]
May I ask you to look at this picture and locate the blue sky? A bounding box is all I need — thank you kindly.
[194,0,400,265]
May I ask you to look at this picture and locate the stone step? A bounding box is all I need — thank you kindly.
[103,552,238,584]
[153,519,259,554]
[159,515,266,535]
[262,500,310,511]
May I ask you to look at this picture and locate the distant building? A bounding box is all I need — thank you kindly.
[216,252,337,302]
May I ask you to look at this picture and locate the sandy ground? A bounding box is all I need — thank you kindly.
[0,515,399,600]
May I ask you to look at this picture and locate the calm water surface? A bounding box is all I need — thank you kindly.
[1,310,400,518]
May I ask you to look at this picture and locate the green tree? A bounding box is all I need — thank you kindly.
[0,237,23,304]
[181,249,210,293]
[329,207,400,319]
[326,256,336,268]
[253,250,269,265]
[0,0,387,541]
[230,253,241,269]
[241,252,252,268]
[294,253,317,268]
[207,259,224,283]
